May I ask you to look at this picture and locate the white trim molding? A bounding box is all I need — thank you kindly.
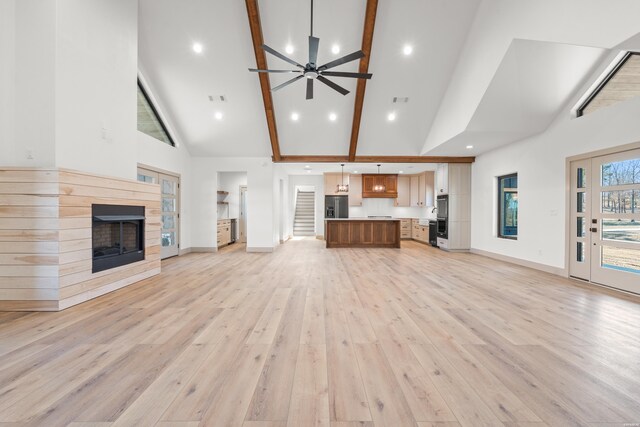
[470,248,566,277]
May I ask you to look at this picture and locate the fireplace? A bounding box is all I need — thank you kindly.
[92,204,145,273]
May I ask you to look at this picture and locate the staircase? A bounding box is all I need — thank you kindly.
[293,191,315,236]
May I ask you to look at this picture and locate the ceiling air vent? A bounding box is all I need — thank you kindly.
[208,95,227,102]
[393,97,409,103]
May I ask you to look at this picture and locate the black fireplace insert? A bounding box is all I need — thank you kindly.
[92,204,145,273]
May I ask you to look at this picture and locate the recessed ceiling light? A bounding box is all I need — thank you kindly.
[331,44,340,55]
[328,112,337,121]
[403,45,413,56]
[291,112,300,121]
[192,42,204,54]
[214,112,223,120]
[466,145,474,149]
[353,170,358,174]
[285,44,294,54]
[304,165,311,169]
[387,112,396,122]
[399,170,404,174]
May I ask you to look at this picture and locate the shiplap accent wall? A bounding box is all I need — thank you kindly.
[0,168,161,311]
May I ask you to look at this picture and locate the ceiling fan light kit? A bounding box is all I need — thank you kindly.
[248,0,373,100]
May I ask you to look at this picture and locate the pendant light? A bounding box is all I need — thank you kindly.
[373,164,386,192]
[336,164,349,193]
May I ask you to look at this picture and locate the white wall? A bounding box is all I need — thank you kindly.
[1,0,139,178]
[273,167,290,244]
[288,175,325,237]
[0,0,56,167]
[55,0,138,180]
[191,157,274,251]
[471,96,640,270]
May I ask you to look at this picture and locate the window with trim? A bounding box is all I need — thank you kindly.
[137,80,175,146]
[498,174,518,239]
[577,52,640,117]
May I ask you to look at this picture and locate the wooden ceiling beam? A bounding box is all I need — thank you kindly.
[245,0,281,161]
[348,0,378,162]
[276,155,475,163]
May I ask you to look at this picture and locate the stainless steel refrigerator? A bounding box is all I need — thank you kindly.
[325,195,349,218]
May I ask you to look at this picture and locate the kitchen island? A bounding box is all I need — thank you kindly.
[325,218,401,248]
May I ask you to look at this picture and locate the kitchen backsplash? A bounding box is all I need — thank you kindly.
[349,198,436,219]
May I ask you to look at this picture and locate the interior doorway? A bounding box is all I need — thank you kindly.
[137,165,180,259]
[569,148,640,294]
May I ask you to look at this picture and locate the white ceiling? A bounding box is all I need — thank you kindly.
[427,39,607,156]
[138,0,637,159]
[138,0,480,157]
[138,0,270,157]
[261,0,365,155]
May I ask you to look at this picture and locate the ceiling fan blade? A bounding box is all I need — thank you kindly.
[309,36,320,66]
[321,71,372,79]
[317,75,349,96]
[261,44,305,69]
[249,68,302,73]
[317,50,365,71]
[306,78,313,100]
[272,75,304,92]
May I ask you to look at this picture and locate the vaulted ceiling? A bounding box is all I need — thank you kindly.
[138,0,640,160]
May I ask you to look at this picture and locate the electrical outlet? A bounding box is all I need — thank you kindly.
[25,149,34,160]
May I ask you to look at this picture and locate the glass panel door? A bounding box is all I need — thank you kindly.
[160,173,180,258]
[569,159,591,280]
[590,149,640,293]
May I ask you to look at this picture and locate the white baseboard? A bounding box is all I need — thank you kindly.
[247,247,274,253]
[179,247,192,256]
[470,248,566,277]
[190,247,217,253]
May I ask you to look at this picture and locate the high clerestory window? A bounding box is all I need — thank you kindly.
[137,80,175,146]
[577,52,640,117]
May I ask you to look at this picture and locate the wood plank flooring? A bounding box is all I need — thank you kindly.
[0,239,639,427]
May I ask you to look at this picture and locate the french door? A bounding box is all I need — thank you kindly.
[570,149,640,294]
[137,167,180,259]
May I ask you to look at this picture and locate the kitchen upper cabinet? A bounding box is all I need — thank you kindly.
[423,171,434,207]
[436,163,449,195]
[395,176,411,207]
[362,174,398,198]
[324,173,349,196]
[410,175,420,207]
[348,174,362,206]
[408,172,435,207]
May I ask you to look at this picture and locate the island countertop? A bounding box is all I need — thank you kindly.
[325,218,401,248]
[325,217,401,221]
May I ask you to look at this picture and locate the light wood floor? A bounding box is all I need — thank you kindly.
[1,239,639,427]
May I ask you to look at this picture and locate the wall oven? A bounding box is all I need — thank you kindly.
[436,195,448,239]
[436,195,448,218]
[436,217,448,239]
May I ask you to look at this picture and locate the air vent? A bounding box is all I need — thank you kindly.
[209,95,227,102]
[393,97,409,103]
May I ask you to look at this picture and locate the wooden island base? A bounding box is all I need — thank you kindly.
[325,219,401,248]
